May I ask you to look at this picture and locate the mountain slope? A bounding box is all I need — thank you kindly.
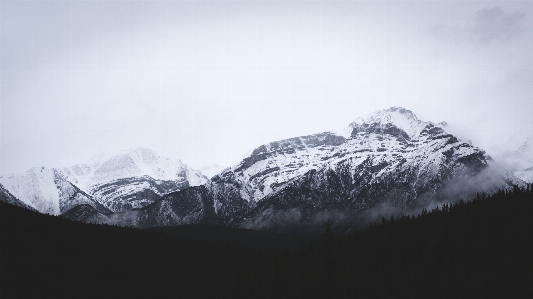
[0,148,208,215]
[0,183,36,211]
[513,135,533,183]
[59,148,208,212]
[0,167,110,215]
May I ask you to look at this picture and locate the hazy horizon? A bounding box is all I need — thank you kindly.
[2,0,533,176]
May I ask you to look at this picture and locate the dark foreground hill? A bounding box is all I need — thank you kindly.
[0,202,277,298]
[1,185,533,299]
[147,224,317,253]
[274,185,533,299]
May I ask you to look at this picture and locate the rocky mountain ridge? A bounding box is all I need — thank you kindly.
[0,148,207,215]
[69,107,521,232]
[2,108,525,232]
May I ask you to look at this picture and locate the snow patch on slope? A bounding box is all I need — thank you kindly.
[510,135,533,183]
[0,167,61,214]
[61,148,205,192]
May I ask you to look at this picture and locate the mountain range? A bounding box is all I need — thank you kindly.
[0,148,206,216]
[0,107,528,232]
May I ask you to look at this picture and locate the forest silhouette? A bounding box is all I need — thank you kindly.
[1,185,532,298]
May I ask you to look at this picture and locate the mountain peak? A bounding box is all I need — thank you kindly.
[386,106,416,115]
[120,147,159,158]
[68,148,194,185]
[88,148,162,165]
[349,107,427,139]
[0,148,209,214]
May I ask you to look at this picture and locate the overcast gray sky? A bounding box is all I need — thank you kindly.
[1,0,532,175]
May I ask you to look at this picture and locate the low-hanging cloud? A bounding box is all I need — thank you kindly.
[472,7,525,43]
[429,6,527,45]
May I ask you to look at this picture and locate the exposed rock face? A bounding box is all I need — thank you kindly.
[79,186,217,228]
[61,204,111,223]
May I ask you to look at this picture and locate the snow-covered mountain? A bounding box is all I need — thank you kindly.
[86,107,518,231]
[0,148,208,215]
[59,148,207,212]
[210,107,512,231]
[0,167,109,215]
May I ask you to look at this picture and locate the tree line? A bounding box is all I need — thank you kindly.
[1,184,532,298]
[271,184,533,298]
